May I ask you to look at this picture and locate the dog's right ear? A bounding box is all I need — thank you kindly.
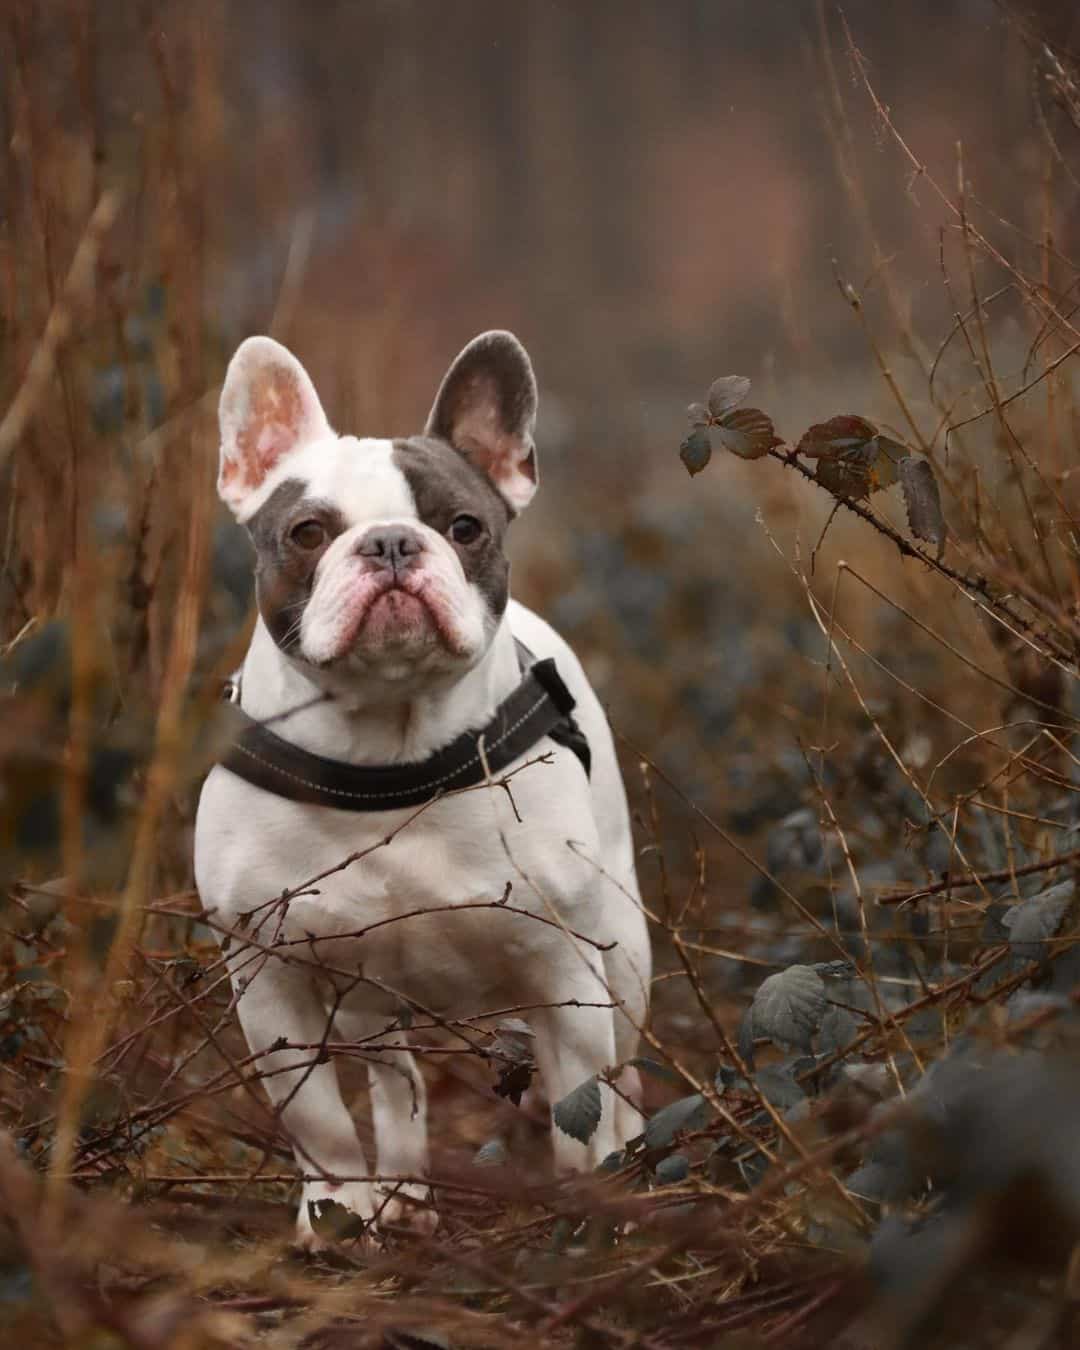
[217,337,332,519]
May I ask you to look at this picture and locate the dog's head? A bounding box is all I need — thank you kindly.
[217,332,538,691]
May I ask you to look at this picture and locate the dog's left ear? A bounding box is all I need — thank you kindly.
[426,331,538,514]
[217,336,333,519]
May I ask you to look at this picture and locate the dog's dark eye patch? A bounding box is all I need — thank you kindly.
[245,478,345,652]
[393,437,511,619]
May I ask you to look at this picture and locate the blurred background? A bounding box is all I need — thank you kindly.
[7,0,1078,777]
[5,0,1080,1021]
[5,0,1080,1030]
[6,5,1080,1341]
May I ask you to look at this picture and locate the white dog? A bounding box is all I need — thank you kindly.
[194,330,651,1246]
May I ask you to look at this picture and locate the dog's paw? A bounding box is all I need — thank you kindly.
[372,1181,437,1237]
[294,1180,377,1252]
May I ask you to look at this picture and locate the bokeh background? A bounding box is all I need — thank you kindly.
[5,0,1077,755]
[5,0,1080,1099]
[6,4,1080,1344]
[7,0,1076,771]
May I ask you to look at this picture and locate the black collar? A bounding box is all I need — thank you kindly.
[218,641,591,812]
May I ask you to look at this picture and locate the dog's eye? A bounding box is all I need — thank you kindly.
[449,514,483,545]
[290,519,326,550]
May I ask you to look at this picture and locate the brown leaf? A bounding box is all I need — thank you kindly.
[797,415,880,460]
[802,416,910,500]
[899,456,947,553]
[494,1059,534,1106]
[815,455,872,500]
[713,407,779,460]
[868,434,910,491]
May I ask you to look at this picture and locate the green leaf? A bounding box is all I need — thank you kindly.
[553,1075,603,1144]
[495,1016,534,1041]
[645,1092,711,1148]
[745,964,828,1053]
[715,1065,741,1093]
[1004,880,1075,963]
[682,376,778,467]
[707,375,751,419]
[628,1055,682,1085]
[754,1062,807,1110]
[679,427,712,476]
[654,1152,690,1184]
[846,1160,902,1205]
[812,960,857,980]
[818,1004,858,1056]
[473,1137,510,1167]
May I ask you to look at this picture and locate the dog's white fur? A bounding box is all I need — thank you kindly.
[195,334,651,1247]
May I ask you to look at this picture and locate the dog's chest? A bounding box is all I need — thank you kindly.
[196,758,601,1011]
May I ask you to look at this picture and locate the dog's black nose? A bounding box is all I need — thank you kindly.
[357,527,424,569]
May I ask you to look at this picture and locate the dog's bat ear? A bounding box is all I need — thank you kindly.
[426,331,539,514]
[217,337,332,519]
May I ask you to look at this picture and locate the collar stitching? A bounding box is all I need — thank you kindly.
[229,689,551,802]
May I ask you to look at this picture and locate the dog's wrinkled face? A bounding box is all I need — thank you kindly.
[217,332,539,688]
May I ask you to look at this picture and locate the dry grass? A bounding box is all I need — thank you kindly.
[5,4,1080,1347]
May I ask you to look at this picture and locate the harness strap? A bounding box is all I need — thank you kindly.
[218,640,590,811]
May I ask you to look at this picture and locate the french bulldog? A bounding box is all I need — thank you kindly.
[194,330,651,1247]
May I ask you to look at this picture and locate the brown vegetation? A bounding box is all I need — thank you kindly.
[5,3,1080,1346]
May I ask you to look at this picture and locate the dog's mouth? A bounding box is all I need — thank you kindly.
[359,586,435,643]
[303,573,470,670]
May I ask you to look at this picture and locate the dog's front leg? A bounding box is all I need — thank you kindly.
[228,955,376,1248]
[531,983,620,1172]
[334,1010,436,1234]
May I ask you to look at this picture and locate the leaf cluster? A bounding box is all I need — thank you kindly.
[680,380,947,553]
